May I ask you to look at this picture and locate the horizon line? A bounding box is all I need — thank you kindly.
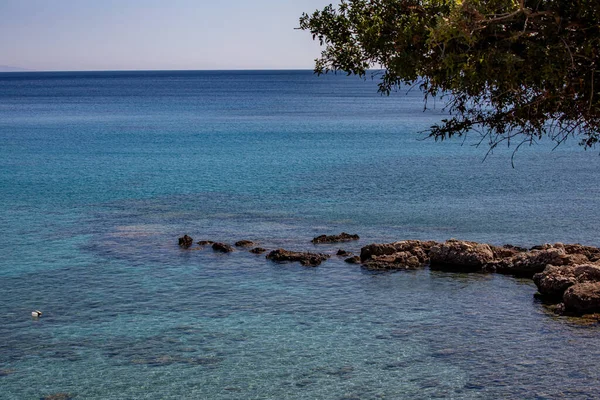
[0,68,323,73]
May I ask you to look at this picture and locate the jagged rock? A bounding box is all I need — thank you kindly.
[360,240,435,262]
[337,249,352,257]
[197,240,214,246]
[490,245,526,259]
[178,235,193,248]
[494,248,566,277]
[429,240,494,271]
[533,264,600,300]
[363,251,421,270]
[562,243,600,262]
[563,282,600,315]
[212,242,234,253]
[235,240,256,248]
[266,249,330,267]
[250,247,267,254]
[311,232,359,244]
[345,256,361,264]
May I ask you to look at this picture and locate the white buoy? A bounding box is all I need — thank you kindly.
[31,310,42,317]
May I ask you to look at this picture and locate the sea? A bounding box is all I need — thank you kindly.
[1,70,599,399]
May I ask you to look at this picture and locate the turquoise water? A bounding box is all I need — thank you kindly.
[1,70,599,399]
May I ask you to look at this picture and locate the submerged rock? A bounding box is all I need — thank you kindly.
[197,240,214,246]
[266,249,330,267]
[345,256,361,264]
[212,243,234,253]
[311,232,359,244]
[235,240,256,248]
[178,235,194,248]
[429,240,494,271]
[336,249,352,257]
[563,282,600,315]
[249,247,267,254]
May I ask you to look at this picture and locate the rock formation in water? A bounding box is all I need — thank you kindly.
[178,235,193,248]
[360,240,434,270]
[429,240,494,271]
[176,233,600,316]
[235,240,256,248]
[212,242,234,253]
[563,282,600,315]
[311,232,360,244]
[266,249,330,267]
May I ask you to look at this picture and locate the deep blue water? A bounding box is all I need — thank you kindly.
[1,70,599,399]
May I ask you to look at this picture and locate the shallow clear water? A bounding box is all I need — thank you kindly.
[1,71,599,399]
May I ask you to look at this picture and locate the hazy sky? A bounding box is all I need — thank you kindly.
[0,0,331,71]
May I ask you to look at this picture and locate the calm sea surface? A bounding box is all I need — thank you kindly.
[1,70,599,399]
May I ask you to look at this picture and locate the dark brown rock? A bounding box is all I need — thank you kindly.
[337,249,352,257]
[345,256,361,264]
[235,240,256,248]
[266,249,330,267]
[197,240,214,246]
[250,247,267,254]
[429,240,494,271]
[562,243,600,262]
[563,282,600,315]
[212,242,234,253]
[490,245,525,259]
[533,264,600,300]
[494,248,566,277]
[178,235,193,248]
[363,251,421,271]
[311,232,359,244]
[360,240,435,262]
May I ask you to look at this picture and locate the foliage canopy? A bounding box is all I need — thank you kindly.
[300,0,600,152]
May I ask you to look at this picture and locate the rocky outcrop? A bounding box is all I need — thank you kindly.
[197,240,214,246]
[563,282,600,315]
[311,232,359,244]
[250,247,267,254]
[363,251,421,271]
[212,242,234,253]
[561,243,600,262]
[533,264,600,300]
[235,240,256,248]
[178,235,193,248]
[359,240,434,270]
[360,240,435,262]
[492,248,568,277]
[336,249,352,257]
[429,240,494,271]
[345,256,361,264]
[490,244,527,259]
[266,249,330,267]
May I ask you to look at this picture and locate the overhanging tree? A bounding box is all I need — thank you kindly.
[299,0,600,154]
